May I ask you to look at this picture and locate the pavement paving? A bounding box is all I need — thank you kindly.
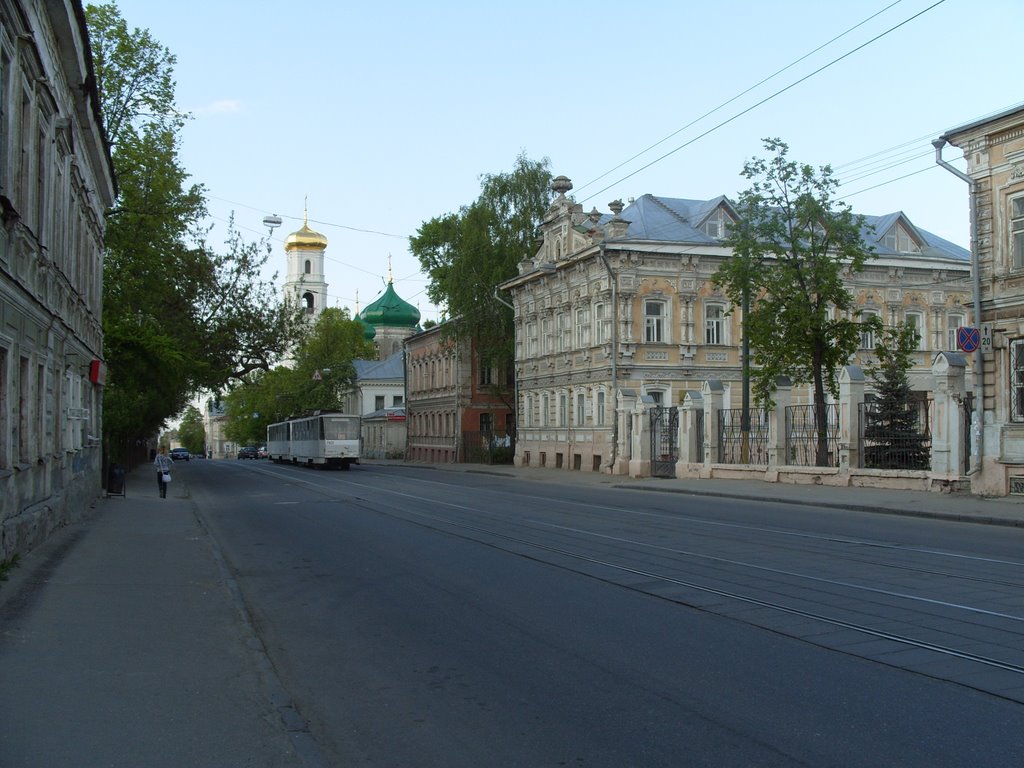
[0,464,320,768]
[0,459,1020,767]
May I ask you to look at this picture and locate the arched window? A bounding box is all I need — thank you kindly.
[304,259,312,274]
[302,292,315,314]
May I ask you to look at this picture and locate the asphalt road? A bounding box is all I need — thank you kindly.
[185,459,1024,767]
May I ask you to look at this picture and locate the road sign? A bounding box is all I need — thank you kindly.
[957,326,980,353]
[980,323,993,351]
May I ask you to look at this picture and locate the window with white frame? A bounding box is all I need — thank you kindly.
[541,316,553,354]
[702,207,732,239]
[705,304,725,345]
[1012,340,1024,422]
[644,300,666,343]
[595,390,606,426]
[860,310,880,349]
[575,306,590,348]
[905,311,925,350]
[575,391,585,426]
[595,302,610,344]
[558,392,567,426]
[526,322,538,356]
[559,312,571,352]
[883,223,922,254]
[947,313,966,350]
[1012,197,1024,270]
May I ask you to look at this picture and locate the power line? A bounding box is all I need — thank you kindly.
[577,0,948,205]
[207,194,407,239]
[574,0,906,196]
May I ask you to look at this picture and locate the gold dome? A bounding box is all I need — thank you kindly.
[284,209,328,251]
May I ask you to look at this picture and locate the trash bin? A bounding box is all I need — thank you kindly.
[107,463,126,497]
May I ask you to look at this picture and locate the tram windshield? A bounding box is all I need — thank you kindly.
[324,416,359,441]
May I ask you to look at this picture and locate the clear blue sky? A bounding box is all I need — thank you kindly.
[106,0,1021,324]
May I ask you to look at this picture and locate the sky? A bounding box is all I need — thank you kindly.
[105,0,1022,326]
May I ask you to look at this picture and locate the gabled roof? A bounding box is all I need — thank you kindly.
[861,212,969,261]
[579,195,967,260]
[579,194,740,244]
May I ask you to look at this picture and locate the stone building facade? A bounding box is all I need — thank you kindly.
[404,321,514,463]
[941,104,1024,495]
[0,0,117,557]
[500,176,973,476]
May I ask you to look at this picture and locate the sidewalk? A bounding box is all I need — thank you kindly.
[0,466,320,768]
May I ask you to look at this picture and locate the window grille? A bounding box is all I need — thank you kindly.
[1011,340,1024,422]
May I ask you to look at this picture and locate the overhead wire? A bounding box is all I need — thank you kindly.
[573,0,907,196]
[576,0,948,205]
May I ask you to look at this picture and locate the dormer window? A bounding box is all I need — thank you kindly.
[702,208,732,240]
[882,223,921,254]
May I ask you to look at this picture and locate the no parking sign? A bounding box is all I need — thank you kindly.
[957,326,980,353]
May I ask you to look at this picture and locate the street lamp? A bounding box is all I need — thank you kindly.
[263,214,282,256]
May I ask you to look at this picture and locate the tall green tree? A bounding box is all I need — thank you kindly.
[290,307,377,412]
[410,153,552,368]
[222,308,376,444]
[87,3,303,458]
[715,138,875,467]
[863,323,929,470]
[177,405,206,456]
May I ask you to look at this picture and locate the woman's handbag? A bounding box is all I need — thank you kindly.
[161,472,171,483]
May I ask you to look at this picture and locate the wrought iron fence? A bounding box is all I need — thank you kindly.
[650,406,678,478]
[859,398,931,470]
[462,430,515,464]
[718,408,769,465]
[694,409,705,461]
[785,403,840,467]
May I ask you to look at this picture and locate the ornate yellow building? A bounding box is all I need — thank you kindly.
[941,103,1024,495]
[501,176,973,476]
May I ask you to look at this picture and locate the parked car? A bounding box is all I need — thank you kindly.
[237,446,259,459]
[257,446,268,459]
[170,448,190,461]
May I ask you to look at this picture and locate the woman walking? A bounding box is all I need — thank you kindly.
[154,447,174,498]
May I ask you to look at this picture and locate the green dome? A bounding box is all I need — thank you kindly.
[354,314,376,340]
[361,281,420,328]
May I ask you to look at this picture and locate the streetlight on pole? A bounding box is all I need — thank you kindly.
[263,214,282,256]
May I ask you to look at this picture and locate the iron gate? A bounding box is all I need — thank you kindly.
[650,405,679,478]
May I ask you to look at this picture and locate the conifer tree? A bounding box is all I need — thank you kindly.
[863,323,930,470]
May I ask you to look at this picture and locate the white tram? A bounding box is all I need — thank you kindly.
[266,412,361,469]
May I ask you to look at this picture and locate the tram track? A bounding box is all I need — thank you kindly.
[374,499,1024,702]
[251,463,1024,700]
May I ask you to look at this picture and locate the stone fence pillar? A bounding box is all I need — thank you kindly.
[615,389,638,475]
[629,394,656,478]
[679,391,704,468]
[931,352,968,478]
[701,380,724,478]
[838,365,865,473]
[768,377,792,469]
